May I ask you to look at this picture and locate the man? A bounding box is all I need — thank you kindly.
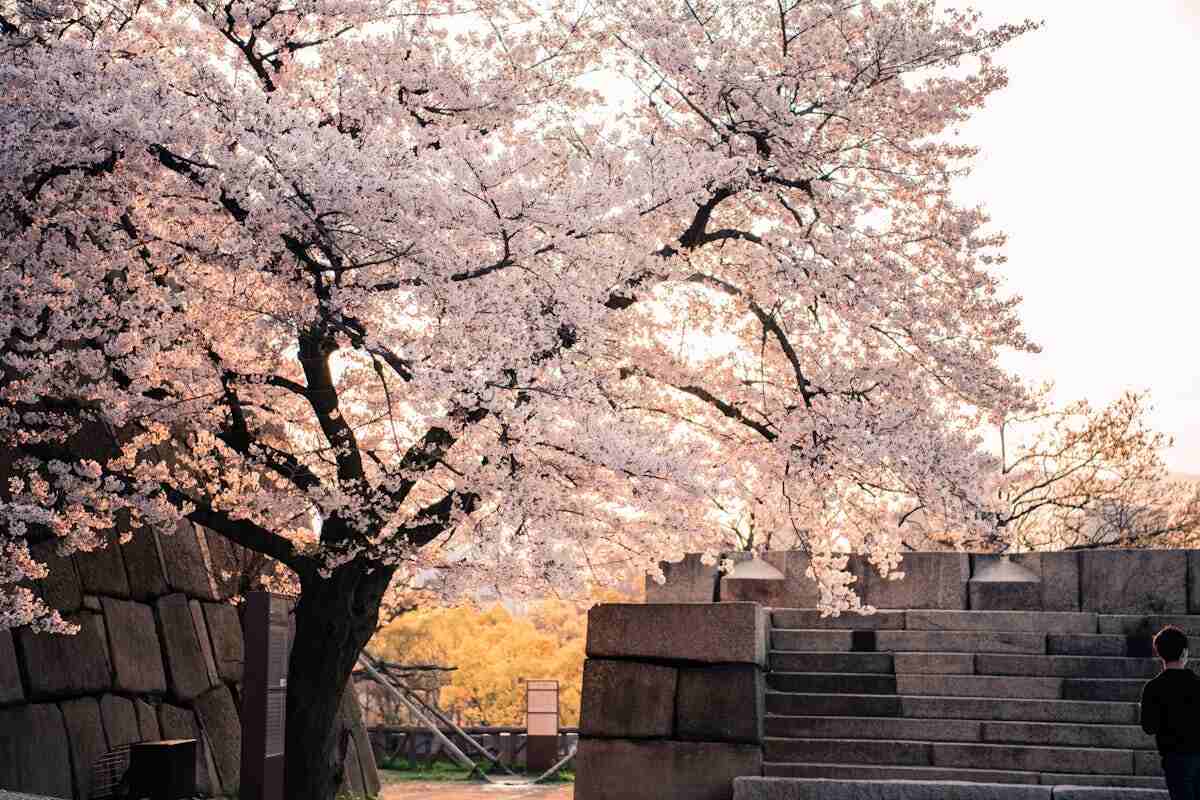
[1142,625,1200,799]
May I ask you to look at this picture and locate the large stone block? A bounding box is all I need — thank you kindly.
[723,577,793,606]
[18,612,112,698]
[203,528,246,600]
[203,601,244,683]
[74,532,132,598]
[190,599,221,686]
[30,539,83,614]
[60,696,110,799]
[575,738,762,800]
[587,603,766,665]
[646,553,720,604]
[677,664,764,744]
[0,629,23,705]
[121,528,170,600]
[0,703,74,798]
[854,552,969,610]
[969,554,1043,611]
[579,659,676,739]
[1190,551,1200,614]
[159,703,223,796]
[732,777,1052,800]
[157,593,217,701]
[100,597,167,694]
[195,685,241,791]
[773,551,825,608]
[158,519,220,600]
[339,733,367,797]
[1080,550,1187,614]
[969,581,1043,611]
[1038,551,1082,611]
[100,693,142,748]
[339,685,380,798]
[134,698,161,741]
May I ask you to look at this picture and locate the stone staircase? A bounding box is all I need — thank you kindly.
[762,608,1188,792]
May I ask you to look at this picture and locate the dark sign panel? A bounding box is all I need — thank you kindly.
[240,592,292,800]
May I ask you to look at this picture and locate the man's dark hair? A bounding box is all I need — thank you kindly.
[1154,626,1189,662]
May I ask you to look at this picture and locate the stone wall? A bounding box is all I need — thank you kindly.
[648,549,1200,612]
[0,523,380,800]
[575,603,768,800]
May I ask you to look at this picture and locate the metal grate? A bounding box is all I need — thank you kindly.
[89,745,132,800]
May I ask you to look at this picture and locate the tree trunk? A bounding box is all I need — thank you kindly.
[283,560,395,800]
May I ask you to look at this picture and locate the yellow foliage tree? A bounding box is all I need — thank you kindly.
[370,590,633,727]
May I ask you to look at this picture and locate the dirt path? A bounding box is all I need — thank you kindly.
[380,780,574,800]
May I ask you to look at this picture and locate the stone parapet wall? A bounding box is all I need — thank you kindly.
[0,524,379,800]
[575,603,767,800]
[648,549,1200,613]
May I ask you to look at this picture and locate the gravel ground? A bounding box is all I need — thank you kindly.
[380,780,574,800]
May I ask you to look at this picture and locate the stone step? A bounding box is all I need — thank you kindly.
[772,629,1047,654]
[771,630,859,652]
[1097,614,1200,636]
[771,610,906,630]
[763,738,1135,775]
[980,720,1154,750]
[895,675,1063,699]
[764,715,1155,751]
[932,742,1134,775]
[770,651,1174,680]
[769,652,894,673]
[763,737,933,766]
[735,776,1168,799]
[1061,678,1145,702]
[761,762,1039,784]
[766,714,980,742]
[977,654,1171,679]
[758,764,1167,791]
[1042,772,1166,789]
[1048,634,1153,657]
[767,672,897,695]
[905,610,1097,634]
[894,652,976,674]
[898,695,1137,724]
[874,631,1047,654]
[764,692,1138,724]
[766,692,901,718]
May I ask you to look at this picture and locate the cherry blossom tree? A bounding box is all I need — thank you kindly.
[985,390,1200,552]
[1,0,1038,796]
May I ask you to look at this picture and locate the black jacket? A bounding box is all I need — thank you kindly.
[1141,668,1200,754]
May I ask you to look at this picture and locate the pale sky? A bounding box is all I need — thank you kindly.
[951,1,1200,473]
